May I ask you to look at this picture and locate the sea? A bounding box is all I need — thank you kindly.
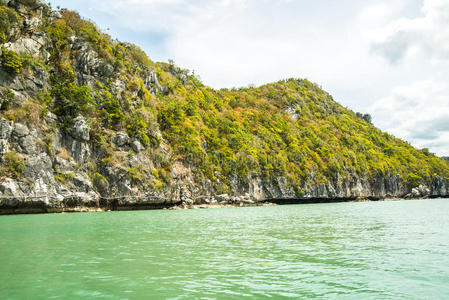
[1,199,448,299]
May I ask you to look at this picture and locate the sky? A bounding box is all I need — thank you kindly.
[52,0,449,156]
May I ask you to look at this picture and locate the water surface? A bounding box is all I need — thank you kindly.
[1,199,449,299]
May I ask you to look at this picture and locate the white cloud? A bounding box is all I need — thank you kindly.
[167,0,379,89]
[371,0,449,63]
[371,80,449,156]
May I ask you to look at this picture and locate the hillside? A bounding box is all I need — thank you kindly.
[1,0,448,213]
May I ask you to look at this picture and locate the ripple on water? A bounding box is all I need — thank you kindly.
[0,199,449,298]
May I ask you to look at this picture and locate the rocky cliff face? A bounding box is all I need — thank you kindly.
[0,0,448,214]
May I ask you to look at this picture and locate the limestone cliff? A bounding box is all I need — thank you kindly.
[0,0,448,213]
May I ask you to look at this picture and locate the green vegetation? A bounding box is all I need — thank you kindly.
[0,151,25,179]
[51,82,93,119]
[92,172,109,192]
[0,5,20,43]
[151,73,449,188]
[1,1,448,193]
[0,87,14,110]
[1,48,22,75]
[42,6,449,190]
[54,172,74,183]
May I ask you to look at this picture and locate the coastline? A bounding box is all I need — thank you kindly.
[1,195,447,215]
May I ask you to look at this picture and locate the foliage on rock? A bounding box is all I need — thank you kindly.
[0,5,20,43]
[0,0,448,201]
[1,48,22,74]
[0,151,25,179]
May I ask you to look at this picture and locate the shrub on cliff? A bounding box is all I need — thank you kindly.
[1,48,22,75]
[92,172,109,193]
[0,151,25,179]
[98,89,125,128]
[46,18,73,50]
[51,82,93,118]
[407,173,423,188]
[0,5,20,43]
[0,87,14,110]
[126,111,151,146]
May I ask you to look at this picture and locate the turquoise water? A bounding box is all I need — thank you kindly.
[1,199,449,299]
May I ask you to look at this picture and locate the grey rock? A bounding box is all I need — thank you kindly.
[411,188,420,197]
[8,90,27,105]
[4,38,40,57]
[112,79,126,94]
[0,68,12,88]
[144,70,163,94]
[0,139,9,156]
[45,111,58,125]
[19,135,36,154]
[25,153,53,181]
[32,178,52,198]
[230,196,239,203]
[183,198,194,205]
[216,194,230,203]
[113,132,129,147]
[72,117,90,141]
[54,156,74,173]
[98,62,114,77]
[31,31,51,48]
[418,184,430,197]
[13,123,29,138]
[21,152,57,198]
[49,10,61,20]
[8,75,24,91]
[71,140,89,163]
[0,117,13,139]
[73,173,93,192]
[430,175,449,196]
[9,0,46,11]
[23,67,48,94]
[285,106,300,121]
[131,140,145,153]
[0,178,19,197]
[72,40,106,82]
[408,185,431,198]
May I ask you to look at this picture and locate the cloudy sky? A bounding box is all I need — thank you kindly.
[53,0,449,156]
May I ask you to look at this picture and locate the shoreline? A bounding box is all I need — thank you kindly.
[0,195,448,215]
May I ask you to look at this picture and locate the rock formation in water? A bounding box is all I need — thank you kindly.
[0,0,448,213]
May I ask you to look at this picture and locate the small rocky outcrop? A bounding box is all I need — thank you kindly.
[144,70,164,95]
[131,140,144,153]
[70,117,90,163]
[72,116,90,142]
[0,117,13,156]
[113,132,129,147]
